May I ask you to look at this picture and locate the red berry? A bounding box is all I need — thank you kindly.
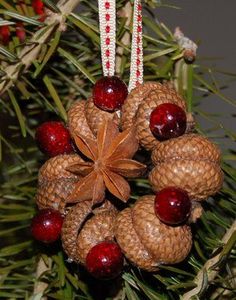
[93,76,128,112]
[86,241,124,279]
[32,0,45,22]
[154,187,191,225]
[150,103,186,140]
[35,121,73,157]
[16,22,26,43]
[0,25,10,45]
[31,209,64,243]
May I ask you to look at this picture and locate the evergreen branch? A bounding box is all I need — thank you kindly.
[32,257,50,300]
[0,0,81,96]
[182,220,236,300]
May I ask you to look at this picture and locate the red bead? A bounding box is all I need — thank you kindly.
[105,14,110,21]
[105,1,110,9]
[105,49,110,57]
[93,76,128,112]
[106,25,110,33]
[35,121,73,157]
[137,25,142,33]
[149,103,187,140]
[137,48,141,55]
[154,187,191,225]
[136,70,140,77]
[86,241,123,279]
[0,25,10,45]
[105,37,110,45]
[31,209,64,243]
[137,36,141,44]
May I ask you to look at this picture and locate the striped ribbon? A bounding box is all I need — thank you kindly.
[98,0,143,91]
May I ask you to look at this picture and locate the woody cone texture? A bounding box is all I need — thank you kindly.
[61,200,116,263]
[67,100,94,139]
[149,134,223,200]
[121,82,194,150]
[85,98,120,135]
[36,154,82,214]
[114,195,192,271]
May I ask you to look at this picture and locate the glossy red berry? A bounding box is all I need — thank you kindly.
[93,76,128,112]
[35,121,73,157]
[32,0,45,22]
[31,209,64,243]
[86,241,124,279]
[0,25,10,45]
[16,22,26,43]
[150,103,187,141]
[154,187,191,225]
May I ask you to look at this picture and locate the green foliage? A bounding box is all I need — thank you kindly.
[0,0,235,299]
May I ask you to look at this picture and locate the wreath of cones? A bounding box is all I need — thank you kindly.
[35,82,223,272]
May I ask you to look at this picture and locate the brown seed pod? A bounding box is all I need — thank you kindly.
[61,200,117,264]
[149,134,223,200]
[85,98,120,135]
[121,82,194,151]
[114,195,192,271]
[67,100,94,139]
[36,178,78,214]
[38,154,83,184]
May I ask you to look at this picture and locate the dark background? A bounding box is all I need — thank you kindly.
[156,0,236,143]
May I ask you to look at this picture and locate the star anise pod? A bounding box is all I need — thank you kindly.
[66,119,146,204]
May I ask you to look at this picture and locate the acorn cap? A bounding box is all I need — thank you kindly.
[132,196,192,264]
[149,160,223,200]
[67,100,95,139]
[76,209,117,264]
[121,82,164,131]
[115,195,192,271]
[61,200,117,264]
[151,134,221,165]
[36,178,78,214]
[85,98,120,135]
[61,201,92,263]
[38,154,83,183]
[115,207,158,271]
[136,87,187,151]
[149,134,223,200]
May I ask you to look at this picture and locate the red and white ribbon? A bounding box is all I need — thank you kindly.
[128,0,143,91]
[98,0,143,91]
[98,0,116,76]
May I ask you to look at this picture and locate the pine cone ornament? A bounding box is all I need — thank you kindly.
[114,195,192,271]
[61,200,117,264]
[149,134,223,200]
[121,82,194,150]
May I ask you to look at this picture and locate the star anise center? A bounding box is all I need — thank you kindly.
[66,119,146,204]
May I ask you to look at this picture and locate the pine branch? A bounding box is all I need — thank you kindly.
[32,257,50,300]
[0,0,81,96]
[182,220,236,300]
